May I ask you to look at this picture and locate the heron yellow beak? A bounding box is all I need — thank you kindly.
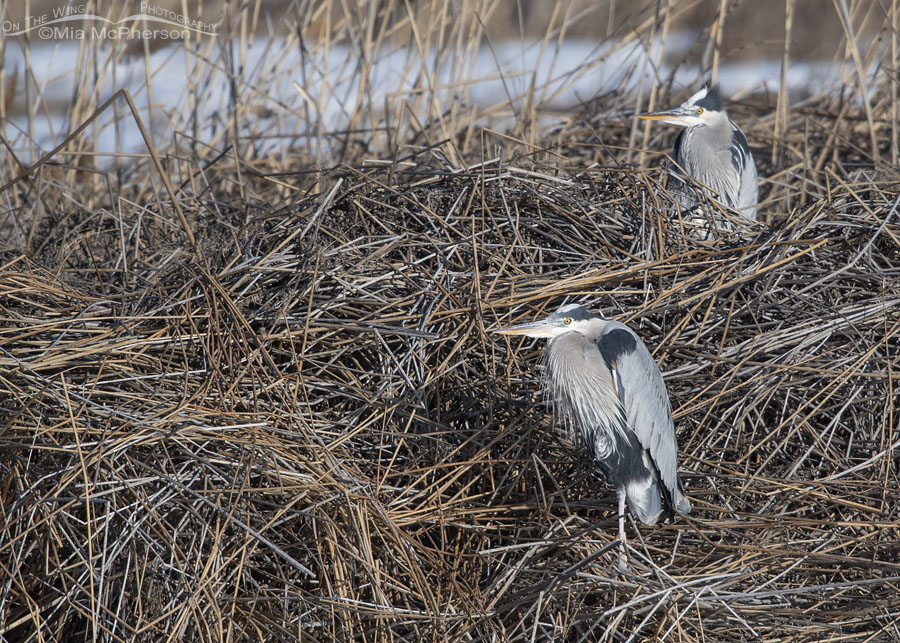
[637,107,692,126]
[493,319,556,338]
[637,112,670,121]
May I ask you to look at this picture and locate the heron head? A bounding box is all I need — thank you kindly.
[638,82,725,128]
[494,303,599,339]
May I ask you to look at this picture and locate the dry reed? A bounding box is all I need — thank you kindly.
[1,1,899,641]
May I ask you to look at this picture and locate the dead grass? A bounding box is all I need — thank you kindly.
[1,1,900,642]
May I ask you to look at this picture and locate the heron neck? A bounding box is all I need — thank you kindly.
[697,114,733,150]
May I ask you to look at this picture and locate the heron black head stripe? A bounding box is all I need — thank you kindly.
[554,303,594,322]
[596,328,637,371]
[693,85,723,112]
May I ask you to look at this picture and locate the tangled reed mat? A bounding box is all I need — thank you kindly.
[1,97,899,642]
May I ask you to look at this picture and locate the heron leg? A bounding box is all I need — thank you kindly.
[617,488,628,572]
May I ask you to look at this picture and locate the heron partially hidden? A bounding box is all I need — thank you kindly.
[496,303,691,567]
[639,82,758,222]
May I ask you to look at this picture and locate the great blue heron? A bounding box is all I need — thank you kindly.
[639,82,758,222]
[496,303,691,567]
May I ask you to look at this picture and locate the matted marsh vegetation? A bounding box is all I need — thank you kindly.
[1,1,899,641]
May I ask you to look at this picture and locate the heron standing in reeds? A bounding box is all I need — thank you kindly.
[639,82,759,222]
[496,303,691,569]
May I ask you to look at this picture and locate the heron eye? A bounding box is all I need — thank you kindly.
[696,107,704,115]
[563,317,572,325]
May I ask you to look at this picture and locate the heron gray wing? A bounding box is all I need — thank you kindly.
[730,124,758,218]
[728,126,750,176]
[598,322,682,502]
